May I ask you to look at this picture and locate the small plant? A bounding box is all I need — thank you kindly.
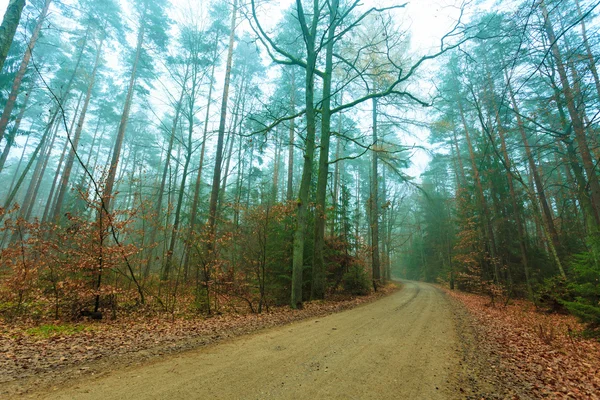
[25,324,89,338]
[536,323,556,345]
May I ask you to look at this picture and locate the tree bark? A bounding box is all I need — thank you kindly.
[103,4,147,211]
[291,0,319,309]
[52,36,104,223]
[541,0,600,225]
[311,0,338,300]
[0,77,33,173]
[0,0,26,72]
[207,0,237,253]
[0,0,51,143]
[370,97,381,288]
[286,69,296,202]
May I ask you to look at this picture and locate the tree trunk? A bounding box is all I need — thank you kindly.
[0,111,58,222]
[207,0,237,253]
[182,48,217,275]
[575,0,600,99]
[52,36,104,223]
[0,0,26,72]
[286,68,296,202]
[541,0,600,225]
[311,0,338,300]
[0,77,33,173]
[0,0,51,143]
[506,75,562,250]
[458,99,499,283]
[489,89,533,300]
[162,122,193,281]
[370,97,381,288]
[291,0,319,309]
[103,5,147,211]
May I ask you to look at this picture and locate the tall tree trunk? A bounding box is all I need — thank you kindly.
[207,0,237,252]
[0,77,33,173]
[458,99,499,283]
[52,36,104,223]
[0,0,51,143]
[162,124,193,281]
[218,79,245,215]
[286,69,296,202]
[311,0,338,300]
[6,128,30,198]
[271,128,281,204]
[489,91,533,300]
[291,0,319,309]
[0,111,57,222]
[144,86,185,277]
[506,75,562,249]
[575,0,600,99]
[103,5,147,211]
[0,0,26,72]
[370,97,381,288]
[183,48,217,275]
[541,0,600,225]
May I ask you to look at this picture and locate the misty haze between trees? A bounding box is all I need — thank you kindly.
[0,0,598,338]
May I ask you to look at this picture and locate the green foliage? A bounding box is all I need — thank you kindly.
[342,264,371,296]
[537,275,572,314]
[562,239,600,332]
[26,324,89,338]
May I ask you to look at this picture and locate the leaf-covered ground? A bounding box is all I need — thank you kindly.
[1,285,397,397]
[444,289,600,399]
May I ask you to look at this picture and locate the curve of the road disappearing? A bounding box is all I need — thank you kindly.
[34,281,466,400]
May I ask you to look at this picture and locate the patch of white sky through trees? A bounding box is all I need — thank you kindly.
[0,0,482,179]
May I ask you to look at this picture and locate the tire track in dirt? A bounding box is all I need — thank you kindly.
[27,281,473,400]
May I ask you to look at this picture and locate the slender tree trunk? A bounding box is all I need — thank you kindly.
[458,99,499,283]
[286,69,296,202]
[0,0,26,72]
[370,97,381,288]
[0,111,57,222]
[0,0,51,143]
[311,0,338,300]
[506,75,562,249]
[331,102,343,237]
[291,0,319,309]
[218,79,245,215]
[52,37,104,223]
[207,0,237,252]
[162,126,193,281]
[541,1,600,225]
[491,98,533,300]
[575,0,600,99]
[6,128,30,201]
[23,121,62,220]
[0,77,33,173]
[272,129,281,204]
[103,5,147,211]
[183,52,217,274]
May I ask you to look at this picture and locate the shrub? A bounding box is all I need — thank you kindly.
[562,238,600,335]
[342,264,371,296]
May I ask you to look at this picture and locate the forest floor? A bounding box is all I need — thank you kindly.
[7,282,594,399]
[1,284,399,398]
[444,288,600,399]
[4,281,497,400]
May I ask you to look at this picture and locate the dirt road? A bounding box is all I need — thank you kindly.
[32,282,469,399]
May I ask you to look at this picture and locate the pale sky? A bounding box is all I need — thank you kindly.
[0,0,473,179]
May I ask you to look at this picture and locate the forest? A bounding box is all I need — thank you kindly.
[0,0,598,336]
